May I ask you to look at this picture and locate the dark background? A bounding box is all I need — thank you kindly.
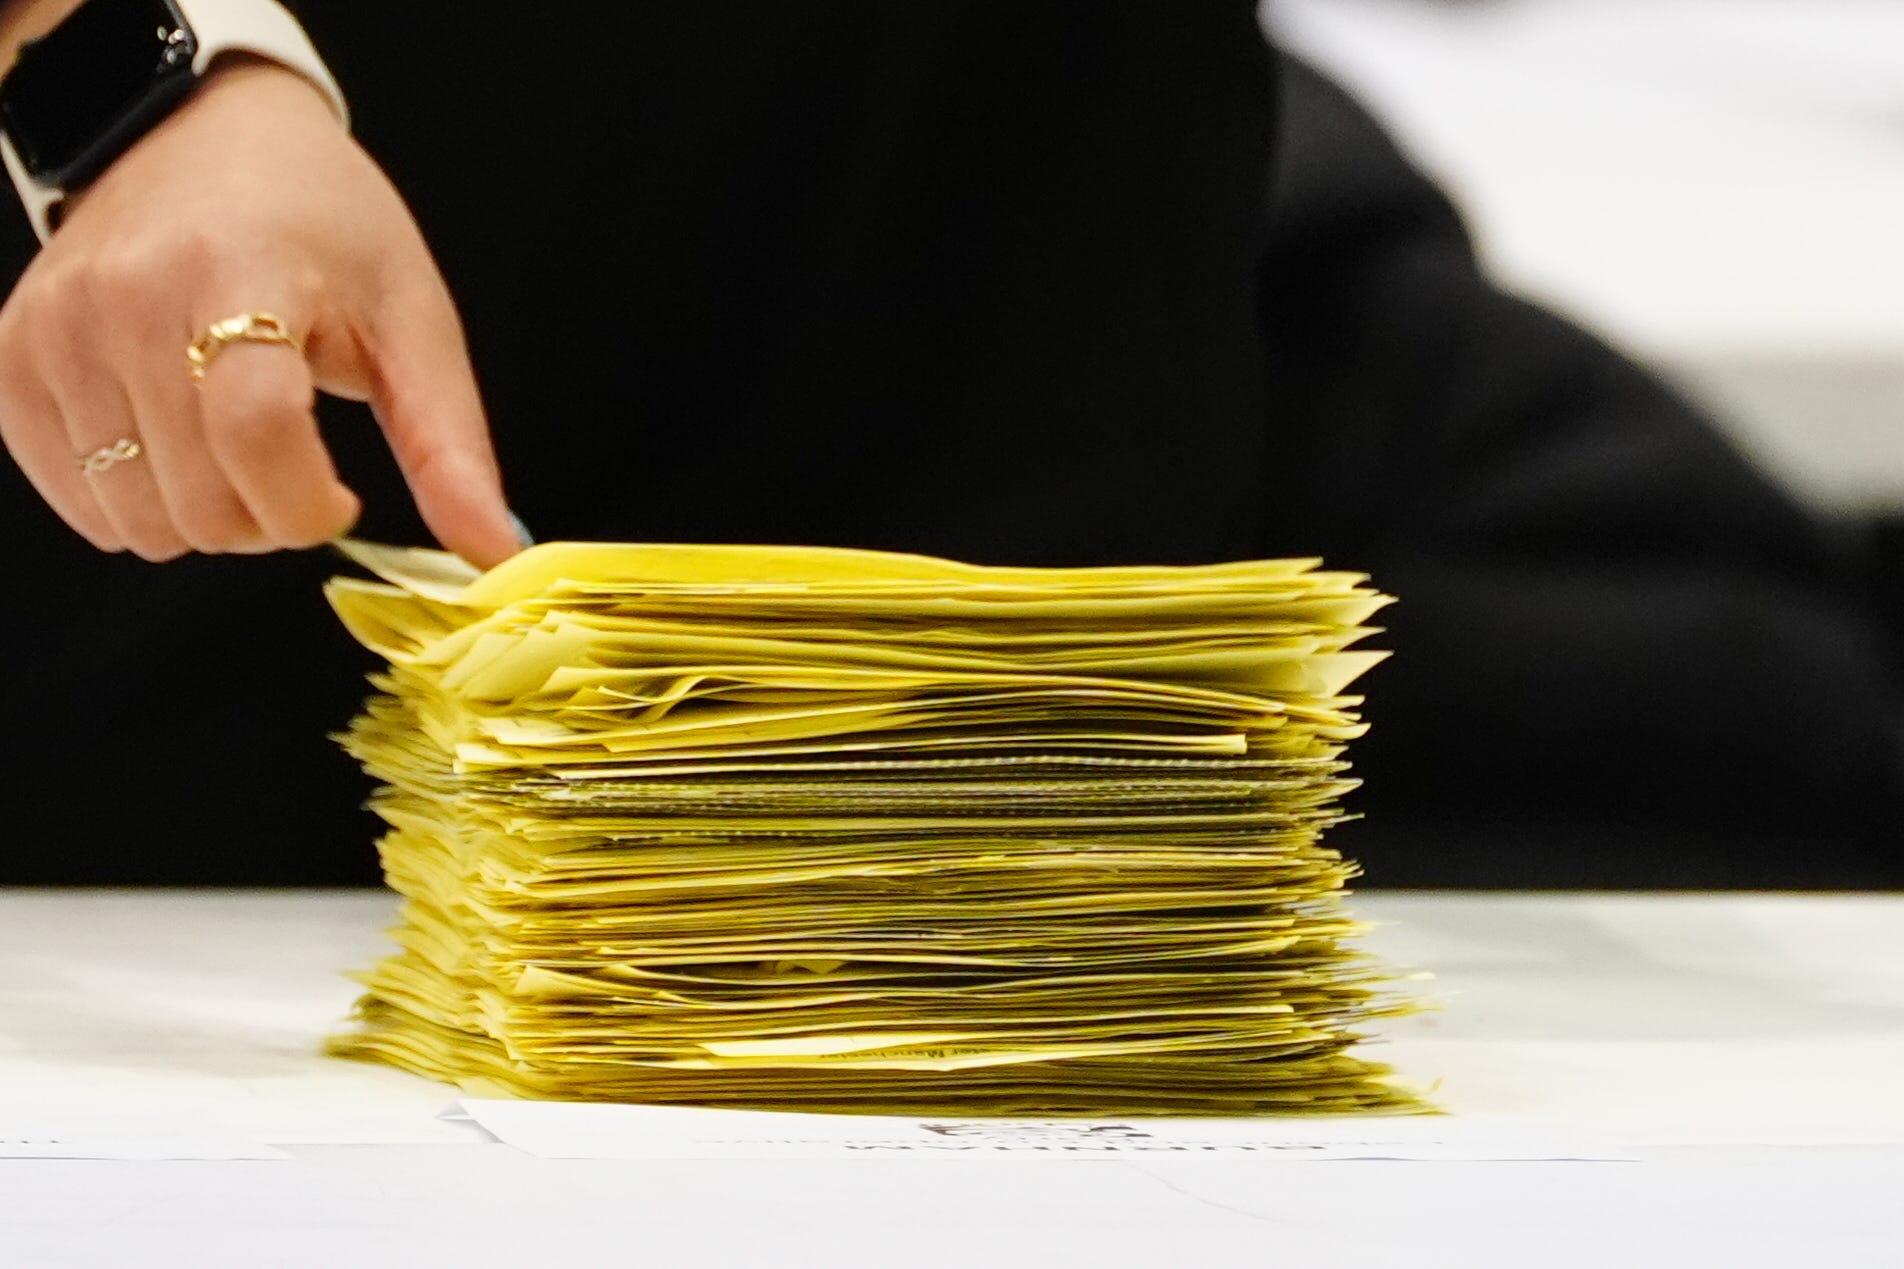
[4,3,1900,888]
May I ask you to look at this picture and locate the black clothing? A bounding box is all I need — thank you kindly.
[2,5,1897,884]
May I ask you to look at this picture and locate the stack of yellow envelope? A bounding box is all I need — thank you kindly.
[324,539,1427,1115]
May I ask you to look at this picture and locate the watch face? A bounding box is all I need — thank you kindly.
[0,0,198,188]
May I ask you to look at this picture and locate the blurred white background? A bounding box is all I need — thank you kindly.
[1265,0,1904,513]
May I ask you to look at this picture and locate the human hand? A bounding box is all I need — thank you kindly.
[0,58,522,566]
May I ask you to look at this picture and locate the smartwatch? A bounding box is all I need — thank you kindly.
[0,0,348,242]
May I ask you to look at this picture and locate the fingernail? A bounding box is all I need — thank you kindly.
[509,510,535,547]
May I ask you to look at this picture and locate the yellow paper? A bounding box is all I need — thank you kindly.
[325,540,1427,1116]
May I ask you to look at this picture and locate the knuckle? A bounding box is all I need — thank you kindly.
[204,378,309,453]
[398,436,464,490]
[261,491,353,550]
[66,517,122,553]
[0,355,28,411]
[173,498,256,554]
[68,228,224,315]
[2,273,88,367]
[128,536,190,564]
[7,269,72,330]
[202,405,274,459]
[0,285,39,348]
[198,229,296,303]
[281,264,324,315]
[167,226,221,279]
[280,521,339,551]
[116,500,191,562]
[13,246,163,350]
[37,241,158,314]
[77,248,151,310]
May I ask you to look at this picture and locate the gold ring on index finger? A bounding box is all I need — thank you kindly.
[187,312,302,384]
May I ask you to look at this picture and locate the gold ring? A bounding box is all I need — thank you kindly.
[79,438,144,474]
[187,312,301,384]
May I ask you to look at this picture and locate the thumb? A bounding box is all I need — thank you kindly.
[364,277,523,569]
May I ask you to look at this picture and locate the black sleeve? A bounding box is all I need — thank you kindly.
[1258,54,1904,886]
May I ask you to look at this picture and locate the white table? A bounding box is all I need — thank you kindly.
[2,890,1900,1267]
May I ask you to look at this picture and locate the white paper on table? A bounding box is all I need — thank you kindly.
[460,1099,1632,1161]
[0,1120,286,1161]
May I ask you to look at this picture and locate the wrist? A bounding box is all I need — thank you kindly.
[191,50,345,124]
[38,53,334,232]
[1,0,348,242]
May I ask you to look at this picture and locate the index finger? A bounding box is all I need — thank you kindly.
[364,273,521,569]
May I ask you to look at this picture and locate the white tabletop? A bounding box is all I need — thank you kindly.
[2,889,1900,1267]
